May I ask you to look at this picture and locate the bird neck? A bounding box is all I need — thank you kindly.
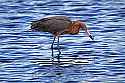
[64,21,81,35]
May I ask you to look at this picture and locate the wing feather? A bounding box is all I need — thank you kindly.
[31,16,72,33]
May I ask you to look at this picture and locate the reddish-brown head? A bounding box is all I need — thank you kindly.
[75,20,94,40]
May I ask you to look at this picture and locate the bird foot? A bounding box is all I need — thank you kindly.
[51,57,54,62]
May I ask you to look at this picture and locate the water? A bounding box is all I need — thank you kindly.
[0,0,125,83]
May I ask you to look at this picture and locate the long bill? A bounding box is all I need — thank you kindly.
[81,22,94,40]
[85,30,94,40]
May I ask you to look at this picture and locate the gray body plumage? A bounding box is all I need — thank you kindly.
[31,16,72,34]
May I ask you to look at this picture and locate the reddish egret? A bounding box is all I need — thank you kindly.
[31,16,94,61]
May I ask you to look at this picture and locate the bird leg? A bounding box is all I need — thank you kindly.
[57,36,61,63]
[51,36,56,62]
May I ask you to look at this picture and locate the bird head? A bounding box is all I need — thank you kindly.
[75,21,94,40]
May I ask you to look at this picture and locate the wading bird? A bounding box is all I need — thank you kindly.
[31,16,94,62]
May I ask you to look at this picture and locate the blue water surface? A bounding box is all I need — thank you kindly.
[0,0,125,83]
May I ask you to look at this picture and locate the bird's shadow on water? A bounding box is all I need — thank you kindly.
[30,47,95,82]
[32,64,67,81]
[32,62,87,82]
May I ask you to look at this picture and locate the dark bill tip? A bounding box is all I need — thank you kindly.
[89,35,94,40]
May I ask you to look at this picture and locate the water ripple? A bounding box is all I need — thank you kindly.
[0,0,125,82]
